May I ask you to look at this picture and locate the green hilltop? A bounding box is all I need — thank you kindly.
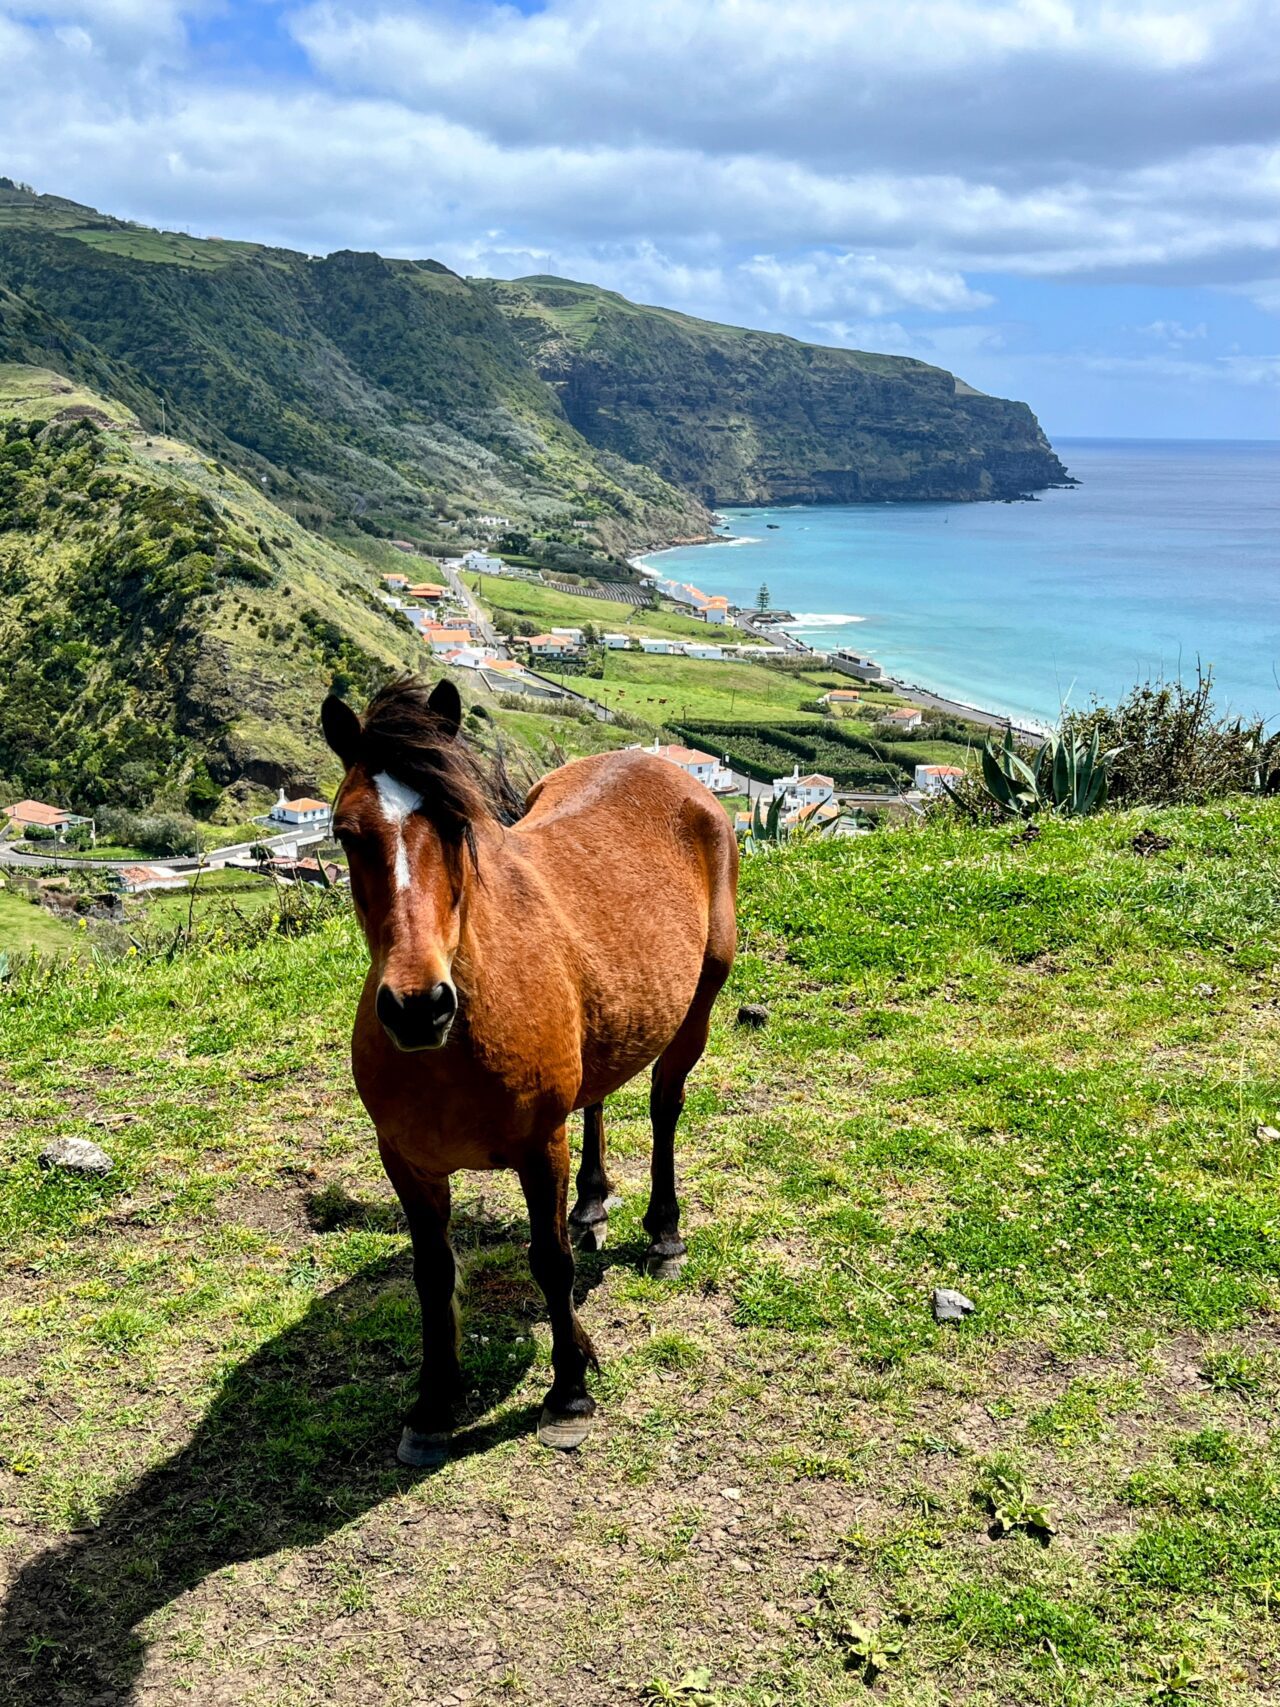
[0,182,707,554]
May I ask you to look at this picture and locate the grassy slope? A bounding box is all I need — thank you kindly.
[461,570,758,644]
[589,653,848,724]
[0,186,706,550]
[0,887,81,954]
[0,362,428,805]
[3,801,1280,1703]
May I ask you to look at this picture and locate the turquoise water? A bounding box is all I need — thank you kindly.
[639,440,1280,727]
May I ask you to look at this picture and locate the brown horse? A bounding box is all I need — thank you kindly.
[322,677,738,1463]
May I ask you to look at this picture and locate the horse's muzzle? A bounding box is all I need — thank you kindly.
[376,980,457,1051]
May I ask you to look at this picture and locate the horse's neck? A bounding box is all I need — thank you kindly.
[457,824,567,991]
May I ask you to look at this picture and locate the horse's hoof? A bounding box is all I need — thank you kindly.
[538,1407,593,1451]
[570,1216,607,1252]
[397,1426,450,1469]
[645,1246,687,1280]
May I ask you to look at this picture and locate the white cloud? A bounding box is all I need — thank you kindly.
[0,0,1277,434]
[1138,319,1209,343]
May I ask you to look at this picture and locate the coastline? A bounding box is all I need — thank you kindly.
[632,532,1048,741]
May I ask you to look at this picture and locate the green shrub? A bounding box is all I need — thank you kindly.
[1062,672,1280,806]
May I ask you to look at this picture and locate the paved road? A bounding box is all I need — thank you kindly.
[442,562,505,653]
[0,825,329,875]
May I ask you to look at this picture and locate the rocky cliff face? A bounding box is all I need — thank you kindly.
[481,277,1071,506]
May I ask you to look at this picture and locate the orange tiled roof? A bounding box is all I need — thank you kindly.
[2,798,69,826]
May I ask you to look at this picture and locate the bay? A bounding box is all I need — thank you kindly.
[639,439,1280,727]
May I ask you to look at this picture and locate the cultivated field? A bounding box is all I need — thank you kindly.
[3,803,1280,1704]
[460,572,746,644]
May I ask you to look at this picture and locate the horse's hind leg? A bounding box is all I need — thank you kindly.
[569,1102,614,1252]
[520,1127,600,1450]
[644,974,723,1278]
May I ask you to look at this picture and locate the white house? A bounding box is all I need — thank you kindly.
[639,637,682,655]
[270,791,331,827]
[602,632,632,649]
[524,633,579,660]
[884,706,925,731]
[914,763,968,795]
[634,739,735,794]
[550,627,584,642]
[462,550,505,573]
[441,646,493,670]
[698,596,730,626]
[771,766,835,811]
[684,643,725,661]
[422,624,479,653]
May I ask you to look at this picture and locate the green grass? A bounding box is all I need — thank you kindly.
[463,571,750,643]
[2,798,1280,1702]
[0,886,80,953]
[581,652,845,726]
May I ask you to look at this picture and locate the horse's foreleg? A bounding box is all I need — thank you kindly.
[380,1142,458,1469]
[568,1101,614,1251]
[520,1127,599,1450]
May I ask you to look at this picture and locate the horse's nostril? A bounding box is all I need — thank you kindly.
[376,980,456,1048]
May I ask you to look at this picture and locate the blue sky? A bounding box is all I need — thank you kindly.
[2,0,1279,438]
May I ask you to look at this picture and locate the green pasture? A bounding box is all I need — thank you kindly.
[463,572,755,644]
[2,801,1280,1703]
[580,652,845,726]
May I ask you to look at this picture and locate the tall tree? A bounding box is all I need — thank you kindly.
[756,583,771,613]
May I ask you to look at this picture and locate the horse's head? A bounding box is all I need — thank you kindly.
[322,677,482,1052]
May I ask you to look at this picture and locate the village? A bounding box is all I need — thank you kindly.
[0,536,979,949]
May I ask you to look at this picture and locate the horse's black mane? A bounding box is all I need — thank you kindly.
[357,678,527,857]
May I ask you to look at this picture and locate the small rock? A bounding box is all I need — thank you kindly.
[1192,982,1217,1000]
[736,1003,770,1029]
[932,1287,975,1324]
[1131,828,1172,857]
[1258,1125,1280,1143]
[38,1137,113,1178]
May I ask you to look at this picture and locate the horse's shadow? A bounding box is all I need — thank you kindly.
[0,1203,623,1706]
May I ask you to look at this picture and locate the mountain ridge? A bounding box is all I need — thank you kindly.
[0,182,1068,535]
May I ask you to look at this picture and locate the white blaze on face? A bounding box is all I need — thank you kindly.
[373,771,423,892]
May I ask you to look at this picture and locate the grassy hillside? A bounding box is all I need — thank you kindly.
[0,362,429,810]
[3,800,1279,1702]
[483,275,1070,506]
[0,184,707,553]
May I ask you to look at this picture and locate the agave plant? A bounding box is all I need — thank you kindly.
[744,790,787,850]
[742,791,845,852]
[957,727,1119,819]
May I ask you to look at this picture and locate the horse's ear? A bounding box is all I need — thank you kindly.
[427,678,462,739]
[321,694,362,768]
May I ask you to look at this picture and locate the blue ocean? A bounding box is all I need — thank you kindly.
[639,440,1280,728]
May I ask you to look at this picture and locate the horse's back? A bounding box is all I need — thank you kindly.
[512,750,738,1098]
[521,749,737,909]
